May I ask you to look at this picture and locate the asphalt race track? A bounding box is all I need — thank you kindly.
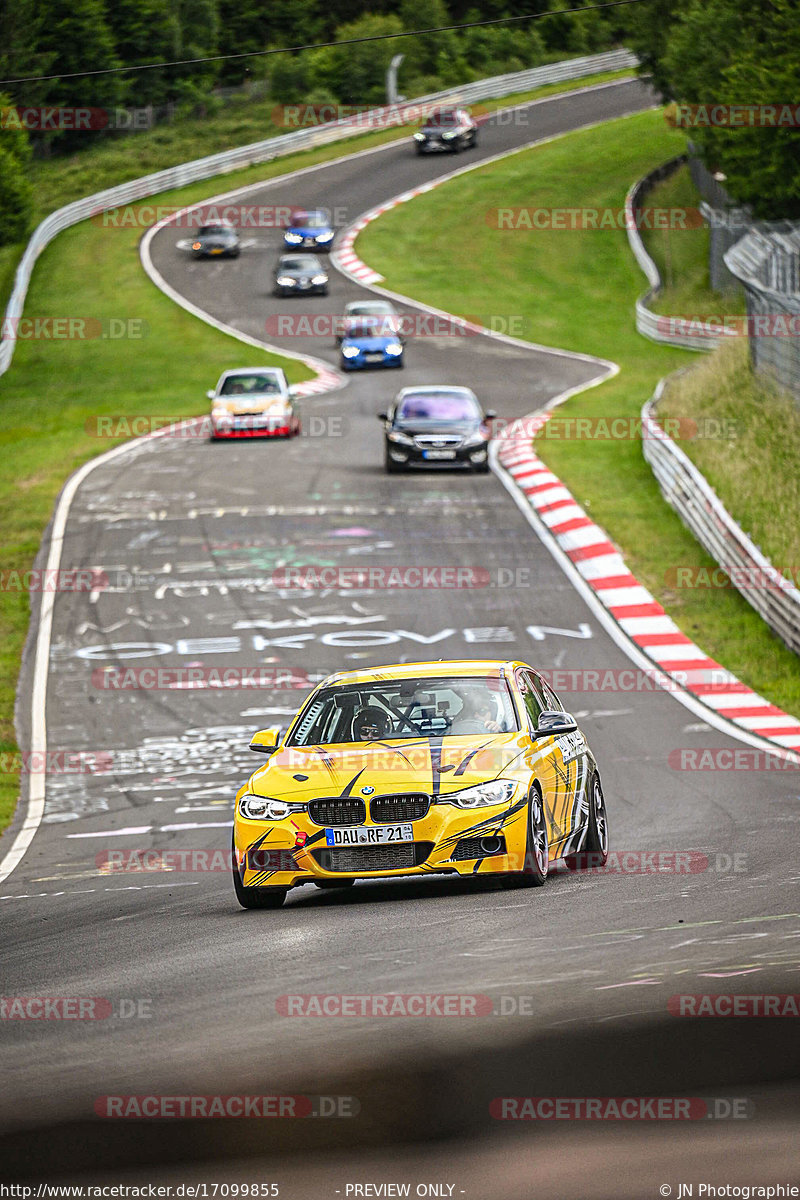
[2,79,799,1188]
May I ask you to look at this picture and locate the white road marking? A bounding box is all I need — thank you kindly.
[67,826,153,839]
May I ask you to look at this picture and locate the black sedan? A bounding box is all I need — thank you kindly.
[273,254,329,297]
[412,107,478,155]
[379,386,495,473]
[190,221,240,258]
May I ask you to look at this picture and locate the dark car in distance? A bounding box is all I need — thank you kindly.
[191,221,240,258]
[379,386,495,473]
[273,254,329,297]
[412,108,478,155]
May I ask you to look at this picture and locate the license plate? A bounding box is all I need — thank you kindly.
[365,352,384,362]
[325,823,413,847]
[423,449,456,460]
[210,248,224,255]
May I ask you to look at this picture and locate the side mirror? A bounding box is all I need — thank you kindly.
[288,385,299,399]
[249,726,281,754]
[377,412,389,422]
[206,390,216,400]
[535,710,578,737]
[484,409,497,420]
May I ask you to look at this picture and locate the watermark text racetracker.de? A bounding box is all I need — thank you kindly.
[490,1096,753,1120]
[94,1094,358,1118]
[669,994,800,1017]
[0,105,154,131]
[0,317,147,341]
[84,415,346,439]
[94,203,350,229]
[669,748,800,772]
[656,314,800,339]
[0,750,113,776]
[489,206,705,231]
[0,568,108,593]
[0,996,152,1019]
[665,565,800,591]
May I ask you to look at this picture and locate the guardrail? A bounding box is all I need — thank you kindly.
[0,48,638,379]
[625,157,739,351]
[642,382,800,655]
[725,227,800,402]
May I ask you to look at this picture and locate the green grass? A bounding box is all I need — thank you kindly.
[640,164,746,318]
[659,339,800,569]
[0,69,637,836]
[356,107,800,718]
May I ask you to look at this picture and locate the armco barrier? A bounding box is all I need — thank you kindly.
[0,49,638,379]
[625,157,739,351]
[725,227,800,402]
[641,382,800,656]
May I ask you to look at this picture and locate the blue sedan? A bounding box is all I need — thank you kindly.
[340,334,405,371]
[284,208,335,252]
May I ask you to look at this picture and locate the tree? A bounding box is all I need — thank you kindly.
[663,0,800,218]
[0,145,33,246]
[308,14,410,107]
[104,0,181,108]
[620,0,678,101]
[0,0,55,108]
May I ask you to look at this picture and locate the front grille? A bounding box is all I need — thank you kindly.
[311,842,434,873]
[370,793,430,823]
[307,797,366,827]
[414,435,462,449]
[450,835,507,862]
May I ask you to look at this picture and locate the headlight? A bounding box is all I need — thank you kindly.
[285,232,302,243]
[191,241,202,250]
[316,231,334,242]
[239,794,305,821]
[443,780,517,809]
[463,430,488,447]
[342,345,361,358]
[442,131,457,139]
[413,132,426,141]
[387,430,413,444]
[276,276,295,286]
[311,274,328,285]
[385,342,403,355]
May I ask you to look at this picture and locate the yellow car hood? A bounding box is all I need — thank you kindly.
[250,734,528,801]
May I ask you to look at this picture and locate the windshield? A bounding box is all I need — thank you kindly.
[396,392,480,422]
[281,256,321,271]
[347,303,394,317]
[220,374,282,395]
[426,110,457,127]
[287,675,519,746]
[293,211,329,228]
[197,225,231,236]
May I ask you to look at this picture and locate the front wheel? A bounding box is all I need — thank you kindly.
[232,848,287,909]
[583,773,609,863]
[502,784,548,888]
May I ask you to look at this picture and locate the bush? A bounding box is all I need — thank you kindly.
[0,147,34,246]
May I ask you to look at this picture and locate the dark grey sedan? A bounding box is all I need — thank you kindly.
[273,254,329,297]
[191,221,240,258]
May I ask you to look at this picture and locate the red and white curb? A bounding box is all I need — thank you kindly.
[291,365,342,396]
[497,416,800,755]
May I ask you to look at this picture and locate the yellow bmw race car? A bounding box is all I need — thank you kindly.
[232,659,609,909]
